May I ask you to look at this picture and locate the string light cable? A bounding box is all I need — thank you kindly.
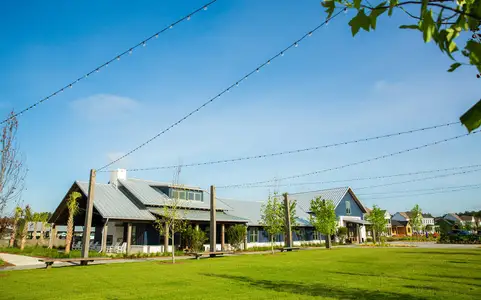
[364,184,481,200]
[217,129,481,189]
[97,9,346,171]
[0,0,217,125]
[242,163,481,188]
[357,182,481,196]
[354,167,481,190]
[101,121,460,172]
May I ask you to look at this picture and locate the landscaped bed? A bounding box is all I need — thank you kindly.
[0,248,480,299]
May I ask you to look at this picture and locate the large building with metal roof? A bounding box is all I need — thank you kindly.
[48,169,369,253]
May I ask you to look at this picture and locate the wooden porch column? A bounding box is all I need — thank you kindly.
[81,169,96,259]
[243,226,248,250]
[101,220,109,253]
[356,224,360,244]
[283,193,292,248]
[195,224,199,231]
[164,222,169,253]
[221,224,225,251]
[48,224,56,249]
[126,222,132,254]
[210,185,216,253]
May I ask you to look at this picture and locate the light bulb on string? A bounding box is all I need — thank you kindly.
[267,60,271,65]
[187,15,191,21]
[96,68,100,73]
[308,32,312,37]
[117,56,121,61]
[344,7,348,13]
[203,6,208,10]
[106,63,109,67]
[142,42,146,47]
[69,84,72,88]
[170,25,173,29]
[236,82,239,87]
[155,34,159,38]
[294,42,298,47]
[281,52,284,56]
[129,49,133,55]
[256,68,259,73]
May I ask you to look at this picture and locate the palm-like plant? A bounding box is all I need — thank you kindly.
[9,206,22,247]
[39,212,51,245]
[31,212,40,242]
[20,205,32,251]
[65,192,81,254]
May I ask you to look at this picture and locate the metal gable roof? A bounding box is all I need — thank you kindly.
[218,198,264,226]
[120,179,229,210]
[289,187,350,217]
[76,181,155,221]
[148,208,248,223]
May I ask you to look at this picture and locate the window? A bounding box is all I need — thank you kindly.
[194,193,202,201]
[188,192,195,200]
[313,231,320,240]
[249,228,259,243]
[172,190,179,199]
[345,200,351,215]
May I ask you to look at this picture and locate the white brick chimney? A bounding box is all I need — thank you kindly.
[109,169,127,189]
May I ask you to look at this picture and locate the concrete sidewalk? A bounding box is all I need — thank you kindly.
[0,253,44,267]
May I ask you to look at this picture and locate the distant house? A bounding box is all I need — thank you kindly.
[443,213,465,225]
[391,212,413,236]
[391,211,435,234]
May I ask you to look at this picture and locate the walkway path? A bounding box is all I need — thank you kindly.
[0,253,44,267]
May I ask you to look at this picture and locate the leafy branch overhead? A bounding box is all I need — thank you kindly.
[322,0,481,132]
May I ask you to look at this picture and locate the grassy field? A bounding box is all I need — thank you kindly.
[0,248,480,299]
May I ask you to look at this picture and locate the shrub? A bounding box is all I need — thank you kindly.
[227,225,247,251]
[184,226,208,252]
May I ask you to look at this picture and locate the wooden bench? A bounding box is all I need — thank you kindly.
[38,257,110,269]
[186,252,228,260]
[280,247,300,252]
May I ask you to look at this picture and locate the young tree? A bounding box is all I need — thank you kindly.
[31,212,40,242]
[260,192,284,254]
[226,224,247,251]
[9,206,22,247]
[410,204,423,234]
[321,1,481,132]
[365,205,388,244]
[0,111,27,215]
[155,165,187,264]
[65,192,81,254]
[309,197,337,249]
[38,212,51,245]
[20,205,32,251]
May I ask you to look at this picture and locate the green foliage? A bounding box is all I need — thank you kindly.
[226,224,247,251]
[67,191,81,216]
[410,204,423,233]
[322,0,481,131]
[365,205,389,243]
[260,192,284,252]
[184,226,208,252]
[309,197,337,248]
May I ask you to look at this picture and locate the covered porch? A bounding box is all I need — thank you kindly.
[340,216,369,243]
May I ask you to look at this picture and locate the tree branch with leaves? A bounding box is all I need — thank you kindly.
[260,191,284,254]
[309,197,338,249]
[322,0,481,132]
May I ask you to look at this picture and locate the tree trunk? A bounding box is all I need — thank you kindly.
[65,212,74,254]
[171,229,175,264]
[9,219,18,247]
[271,235,274,254]
[32,222,38,242]
[20,223,28,251]
[39,222,45,245]
[326,234,331,249]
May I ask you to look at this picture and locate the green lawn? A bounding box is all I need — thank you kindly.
[1,248,480,299]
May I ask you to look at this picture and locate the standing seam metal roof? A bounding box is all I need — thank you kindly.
[289,187,350,220]
[148,208,248,223]
[77,181,155,221]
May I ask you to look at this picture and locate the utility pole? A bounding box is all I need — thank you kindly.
[81,169,96,261]
[210,185,216,254]
[283,193,292,248]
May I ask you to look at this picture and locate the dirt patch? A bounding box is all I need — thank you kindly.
[0,261,15,268]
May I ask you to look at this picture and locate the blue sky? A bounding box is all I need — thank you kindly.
[1,0,480,216]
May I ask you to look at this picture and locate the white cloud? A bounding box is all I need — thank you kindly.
[70,94,140,120]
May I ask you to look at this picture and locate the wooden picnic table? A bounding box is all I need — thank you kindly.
[186,251,229,260]
[280,247,300,252]
[38,257,110,269]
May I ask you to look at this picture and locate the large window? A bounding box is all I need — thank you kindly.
[313,231,320,240]
[346,200,351,215]
[171,189,202,201]
[249,228,259,243]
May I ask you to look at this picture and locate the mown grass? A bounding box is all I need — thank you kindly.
[0,248,480,299]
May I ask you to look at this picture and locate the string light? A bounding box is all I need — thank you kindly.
[294,42,299,47]
[106,121,461,173]
[0,0,218,125]
[187,15,191,21]
[97,9,345,171]
[216,130,481,189]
